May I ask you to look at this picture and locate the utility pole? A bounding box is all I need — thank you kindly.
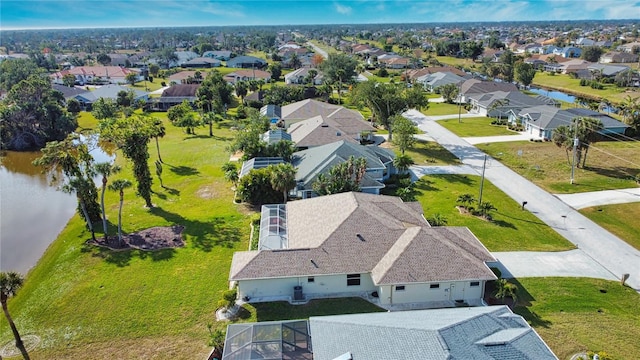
[570,120,579,184]
[478,155,487,206]
[458,85,462,123]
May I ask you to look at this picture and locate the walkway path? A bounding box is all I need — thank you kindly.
[556,188,640,210]
[404,109,640,291]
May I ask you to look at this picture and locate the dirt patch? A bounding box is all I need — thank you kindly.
[87,225,185,251]
[196,185,216,199]
[0,334,41,357]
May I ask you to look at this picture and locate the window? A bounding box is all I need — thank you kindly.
[395,285,405,291]
[430,284,440,289]
[470,281,480,287]
[347,274,361,286]
[307,277,315,283]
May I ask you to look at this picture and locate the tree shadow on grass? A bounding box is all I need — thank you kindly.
[415,178,439,192]
[583,165,638,184]
[510,278,552,329]
[492,219,518,230]
[81,242,176,267]
[495,211,548,227]
[166,164,200,176]
[149,207,242,251]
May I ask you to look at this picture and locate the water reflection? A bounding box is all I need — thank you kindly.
[0,139,114,274]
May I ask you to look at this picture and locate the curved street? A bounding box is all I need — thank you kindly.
[404,109,640,291]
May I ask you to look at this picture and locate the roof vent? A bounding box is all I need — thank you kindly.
[356,233,365,241]
[336,132,341,136]
[321,123,329,127]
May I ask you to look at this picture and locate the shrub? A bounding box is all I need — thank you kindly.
[377,68,389,77]
[161,81,166,87]
[580,79,588,86]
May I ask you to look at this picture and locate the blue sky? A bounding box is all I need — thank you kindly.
[1,0,638,30]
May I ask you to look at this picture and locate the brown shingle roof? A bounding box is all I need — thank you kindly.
[161,84,200,97]
[229,193,496,284]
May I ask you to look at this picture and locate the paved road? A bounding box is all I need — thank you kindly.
[404,109,640,291]
[306,41,328,59]
[556,188,640,210]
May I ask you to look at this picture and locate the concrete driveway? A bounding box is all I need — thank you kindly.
[556,188,640,209]
[404,109,640,291]
[491,250,618,280]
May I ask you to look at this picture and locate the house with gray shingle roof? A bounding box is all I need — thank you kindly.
[229,192,497,307]
[511,105,629,139]
[221,306,556,360]
[309,306,557,360]
[72,84,148,109]
[415,71,467,92]
[468,91,558,118]
[291,140,394,198]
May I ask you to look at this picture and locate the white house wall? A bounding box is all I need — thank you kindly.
[378,281,485,305]
[237,273,377,300]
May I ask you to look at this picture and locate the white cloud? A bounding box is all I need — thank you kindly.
[335,3,353,15]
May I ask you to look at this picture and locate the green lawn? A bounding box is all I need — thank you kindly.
[412,175,574,251]
[514,278,640,360]
[580,202,640,250]
[396,140,461,166]
[0,112,253,359]
[477,141,639,193]
[438,117,518,137]
[422,101,467,116]
[241,298,385,322]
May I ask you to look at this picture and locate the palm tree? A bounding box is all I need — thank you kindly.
[551,125,573,165]
[222,162,239,188]
[478,201,497,219]
[108,179,132,246]
[456,193,475,210]
[62,178,97,241]
[94,162,121,241]
[426,213,448,226]
[235,81,248,103]
[151,119,166,163]
[0,271,31,360]
[393,154,414,174]
[269,163,297,203]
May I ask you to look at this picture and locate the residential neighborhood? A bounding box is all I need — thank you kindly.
[1,12,640,360]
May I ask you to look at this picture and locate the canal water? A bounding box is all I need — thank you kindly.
[528,87,618,113]
[0,143,113,274]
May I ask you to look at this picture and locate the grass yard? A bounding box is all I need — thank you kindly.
[0,112,254,359]
[513,277,640,360]
[533,72,640,104]
[438,117,518,137]
[422,101,467,116]
[477,141,640,193]
[580,203,640,250]
[411,175,573,251]
[241,298,385,322]
[390,139,461,166]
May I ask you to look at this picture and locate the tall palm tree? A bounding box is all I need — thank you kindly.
[151,119,166,163]
[108,179,132,246]
[269,163,297,203]
[94,162,121,240]
[62,178,97,241]
[393,154,414,174]
[551,125,573,165]
[0,271,30,360]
